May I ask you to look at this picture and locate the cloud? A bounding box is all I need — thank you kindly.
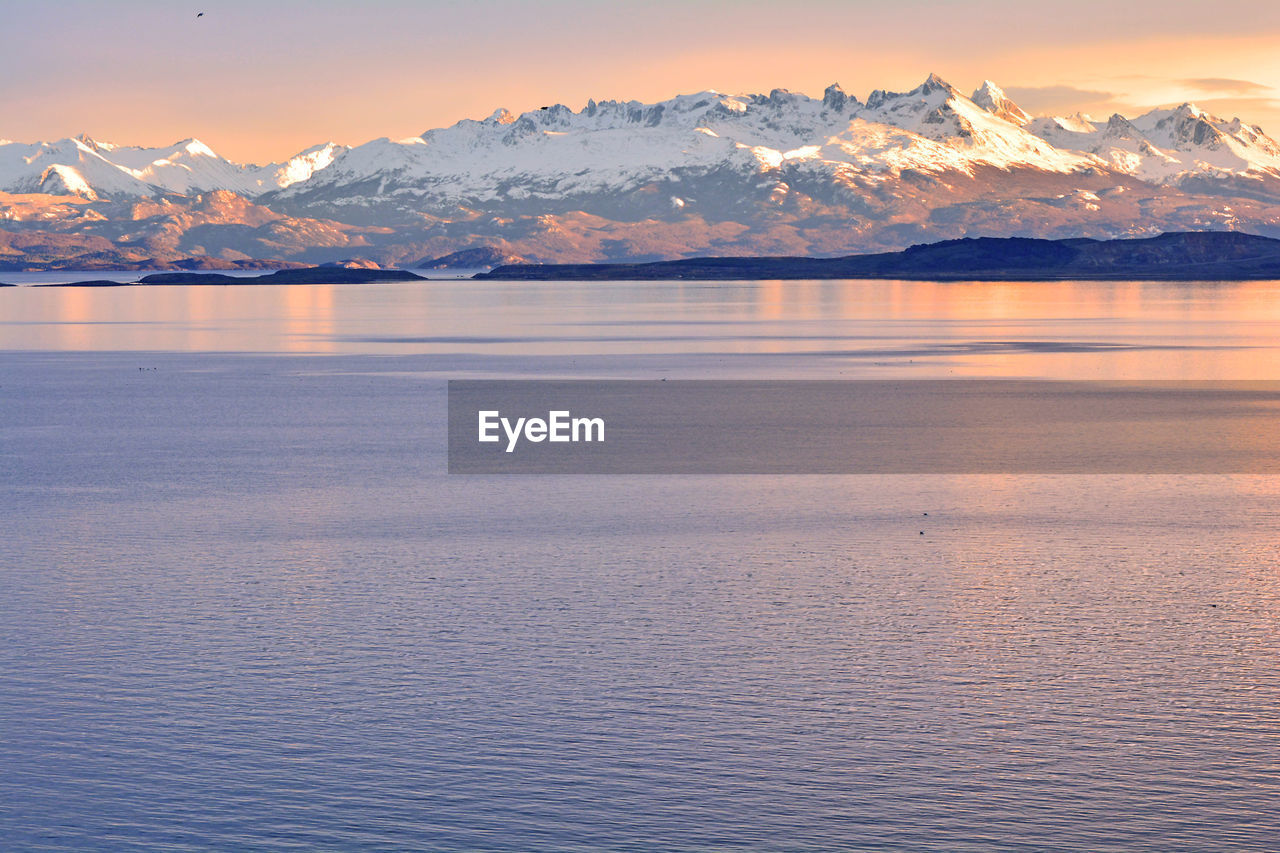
[1003,85,1116,113]
[1179,77,1272,95]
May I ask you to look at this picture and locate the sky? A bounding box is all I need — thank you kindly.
[3,0,1280,164]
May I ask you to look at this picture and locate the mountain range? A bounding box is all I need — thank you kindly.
[5,74,1280,269]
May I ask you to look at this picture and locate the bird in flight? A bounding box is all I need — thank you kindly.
[196,11,204,16]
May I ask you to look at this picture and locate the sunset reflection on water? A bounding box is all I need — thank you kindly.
[4,278,1280,378]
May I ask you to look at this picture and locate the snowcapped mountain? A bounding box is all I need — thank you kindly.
[258,72,1280,227]
[260,142,347,190]
[0,136,347,200]
[0,136,158,198]
[5,73,1280,267]
[970,80,1031,126]
[7,74,1280,205]
[268,74,1098,218]
[1028,102,1280,186]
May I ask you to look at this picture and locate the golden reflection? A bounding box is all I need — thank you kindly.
[282,284,336,353]
[756,279,786,321]
[184,285,218,352]
[747,279,1280,379]
[55,286,97,351]
[6,279,1280,376]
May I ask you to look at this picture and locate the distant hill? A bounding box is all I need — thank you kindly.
[37,267,425,286]
[416,247,528,269]
[475,232,1280,281]
[134,268,425,285]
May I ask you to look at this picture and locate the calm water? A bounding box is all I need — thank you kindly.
[3,280,1280,851]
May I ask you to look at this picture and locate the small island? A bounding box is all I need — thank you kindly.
[40,267,427,287]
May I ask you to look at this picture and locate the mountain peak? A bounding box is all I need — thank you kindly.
[823,83,851,112]
[973,80,1004,98]
[1104,113,1137,131]
[866,73,960,111]
[916,72,956,96]
[73,133,105,152]
[162,138,218,158]
[970,80,1030,125]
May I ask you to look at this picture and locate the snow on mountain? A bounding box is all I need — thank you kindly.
[0,137,157,199]
[273,74,1105,218]
[271,91,793,212]
[0,135,344,199]
[1024,102,1280,184]
[256,142,347,189]
[835,73,1087,174]
[8,75,1280,209]
[970,80,1031,126]
[1131,104,1280,173]
[102,138,270,195]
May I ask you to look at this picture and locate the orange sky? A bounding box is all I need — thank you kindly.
[2,1,1279,163]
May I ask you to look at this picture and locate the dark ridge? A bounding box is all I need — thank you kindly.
[475,231,1280,282]
[39,279,138,287]
[137,273,243,284]
[130,267,427,285]
[34,267,427,287]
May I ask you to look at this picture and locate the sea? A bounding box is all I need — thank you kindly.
[2,276,1279,851]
